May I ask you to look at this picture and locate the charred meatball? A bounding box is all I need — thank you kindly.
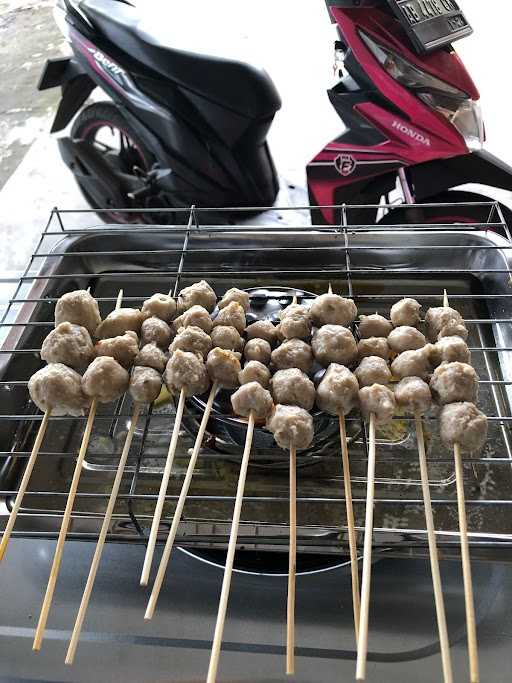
[359,384,396,424]
[425,306,466,342]
[141,317,173,348]
[309,293,357,327]
[96,308,143,339]
[141,293,177,323]
[394,377,432,415]
[134,343,167,373]
[245,319,278,345]
[430,361,478,405]
[431,336,471,366]
[95,331,139,368]
[357,337,390,361]
[271,368,315,411]
[41,322,94,370]
[312,325,357,367]
[173,305,212,334]
[178,280,216,313]
[28,363,90,416]
[206,347,241,389]
[218,287,250,312]
[358,314,393,339]
[129,366,162,404]
[82,357,129,403]
[355,356,392,387]
[316,364,359,416]
[164,349,210,397]
[231,381,274,419]
[271,339,314,374]
[55,289,102,337]
[213,301,246,333]
[169,325,212,359]
[238,361,271,388]
[388,326,426,353]
[390,298,421,328]
[210,325,243,352]
[266,404,314,450]
[244,338,272,365]
[439,402,488,452]
[391,345,434,381]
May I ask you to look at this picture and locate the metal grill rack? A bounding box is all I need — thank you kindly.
[1,201,512,568]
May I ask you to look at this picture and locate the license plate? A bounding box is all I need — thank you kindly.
[386,0,473,54]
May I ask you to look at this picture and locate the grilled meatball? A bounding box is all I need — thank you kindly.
[439,402,488,452]
[394,377,432,415]
[178,280,216,313]
[55,289,101,337]
[391,345,434,381]
[213,301,246,333]
[206,347,241,389]
[231,381,273,419]
[141,317,173,348]
[174,305,212,334]
[390,298,421,328]
[359,314,393,339]
[271,368,315,411]
[28,363,91,416]
[96,308,143,339]
[141,293,177,323]
[430,361,478,405]
[438,322,468,341]
[388,326,426,353]
[41,322,94,370]
[134,343,167,373]
[244,338,271,365]
[238,361,271,388]
[316,364,359,417]
[309,293,357,327]
[312,325,357,367]
[425,306,466,342]
[169,325,212,360]
[129,366,162,404]
[359,384,396,424]
[82,356,129,403]
[355,356,392,387]
[164,349,210,397]
[278,304,312,341]
[431,336,471,366]
[271,339,314,374]
[210,325,243,352]
[95,331,139,368]
[218,287,250,312]
[266,404,314,450]
[245,319,278,345]
[357,337,390,361]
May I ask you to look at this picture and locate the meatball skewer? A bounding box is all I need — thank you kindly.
[33,290,128,651]
[395,377,453,683]
[207,382,273,683]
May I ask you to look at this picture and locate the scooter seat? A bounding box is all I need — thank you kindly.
[79,0,281,119]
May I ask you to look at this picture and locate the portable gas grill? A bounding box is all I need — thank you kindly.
[1,201,512,577]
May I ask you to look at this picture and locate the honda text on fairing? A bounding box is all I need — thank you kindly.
[39,0,512,227]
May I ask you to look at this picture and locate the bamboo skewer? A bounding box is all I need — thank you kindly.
[415,411,453,683]
[0,410,51,562]
[33,399,98,650]
[339,414,360,643]
[443,289,479,683]
[140,387,186,586]
[286,444,297,675]
[145,382,218,619]
[33,288,124,651]
[206,412,255,683]
[356,411,376,682]
[65,403,142,664]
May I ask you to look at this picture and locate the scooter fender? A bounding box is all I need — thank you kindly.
[38,57,95,133]
[409,150,512,200]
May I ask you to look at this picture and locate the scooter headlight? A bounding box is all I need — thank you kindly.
[359,31,484,150]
